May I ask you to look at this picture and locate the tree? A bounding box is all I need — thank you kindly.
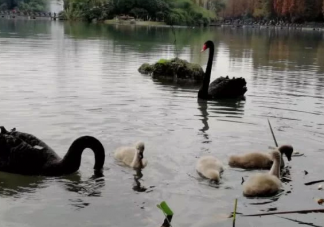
[221,0,324,21]
[273,0,283,16]
[208,0,225,14]
[61,0,216,25]
[18,0,48,12]
[112,0,134,14]
[0,0,48,11]
[303,0,322,20]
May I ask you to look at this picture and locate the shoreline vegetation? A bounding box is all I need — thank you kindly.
[1,0,324,31]
[218,0,324,31]
[57,0,324,30]
[57,0,222,26]
[0,0,48,12]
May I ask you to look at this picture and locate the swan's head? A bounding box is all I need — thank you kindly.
[201,40,214,52]
[278,145,294,161]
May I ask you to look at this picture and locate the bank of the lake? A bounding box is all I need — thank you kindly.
[220,23,324,31]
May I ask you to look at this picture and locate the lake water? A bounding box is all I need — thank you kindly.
[1,19,324,227]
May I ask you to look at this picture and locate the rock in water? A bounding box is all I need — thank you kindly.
[138,58,204,82]
[138,63,154,74]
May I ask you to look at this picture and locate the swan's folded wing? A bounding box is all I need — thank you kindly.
[9,130,56,154]
[0,134,50,174]
[0,134,12,168]
[208,77,247,98]
[208,78,228,97]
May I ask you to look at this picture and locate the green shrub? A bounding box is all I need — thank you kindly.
[60,0,216,25]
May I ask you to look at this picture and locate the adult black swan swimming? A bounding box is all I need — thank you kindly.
[198,40,247,100]
[0,126,105,176]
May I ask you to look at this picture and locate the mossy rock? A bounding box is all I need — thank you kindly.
[138,63,154,74]
[138,58,204,82]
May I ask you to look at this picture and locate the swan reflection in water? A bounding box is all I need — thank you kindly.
[0,172,46,197]
[132,155,147,192]
[63,173,105,210]
[63,173,105,197]
[0,171,105,209]
[197,98,246,144]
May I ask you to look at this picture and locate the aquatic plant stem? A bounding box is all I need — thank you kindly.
[157,201,174,227]
[305,180,324,186]
[242,208,324,217]
[268,119,278,147]
[233,198,238,227]
[277,216,322,227]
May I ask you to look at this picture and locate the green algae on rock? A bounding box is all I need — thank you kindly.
[138,58,204,82]
[138,63,154,74]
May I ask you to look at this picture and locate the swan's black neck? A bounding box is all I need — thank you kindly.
[198,42,214,99]
[60,136,105,175]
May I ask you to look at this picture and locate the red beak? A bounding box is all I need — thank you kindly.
[201,44,207,52]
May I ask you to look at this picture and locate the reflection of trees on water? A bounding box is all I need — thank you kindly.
[218,27,324,93]
[4,18,323,95]
[0,19,52,37]
[62,22,324,93]
[63,23,218,61]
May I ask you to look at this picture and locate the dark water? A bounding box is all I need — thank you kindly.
[1,19,324,227]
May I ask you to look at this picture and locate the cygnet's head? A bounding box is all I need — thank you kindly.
[207,170,220,183]
[135,141,145,159]
[135,141,145,152]
[278,145,294,161]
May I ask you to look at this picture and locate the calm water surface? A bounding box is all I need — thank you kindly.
[1,19,324,227]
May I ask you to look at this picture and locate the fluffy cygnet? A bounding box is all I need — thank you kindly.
[243,149,282,197]
[196,156,224,182]
[114,141,147,169]
[228,145,293,169]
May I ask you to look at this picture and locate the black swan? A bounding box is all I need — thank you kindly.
[198,40,247,100]
[0,126,105,176]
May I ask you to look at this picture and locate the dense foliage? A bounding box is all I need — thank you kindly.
[221,0,324,22]
[0,0,47,12]
[60,0,224,25]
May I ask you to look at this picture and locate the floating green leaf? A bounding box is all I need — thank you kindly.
[157,201,174,216]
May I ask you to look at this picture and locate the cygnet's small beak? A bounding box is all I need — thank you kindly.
[210,179,218,184]
[288,156,292,161]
